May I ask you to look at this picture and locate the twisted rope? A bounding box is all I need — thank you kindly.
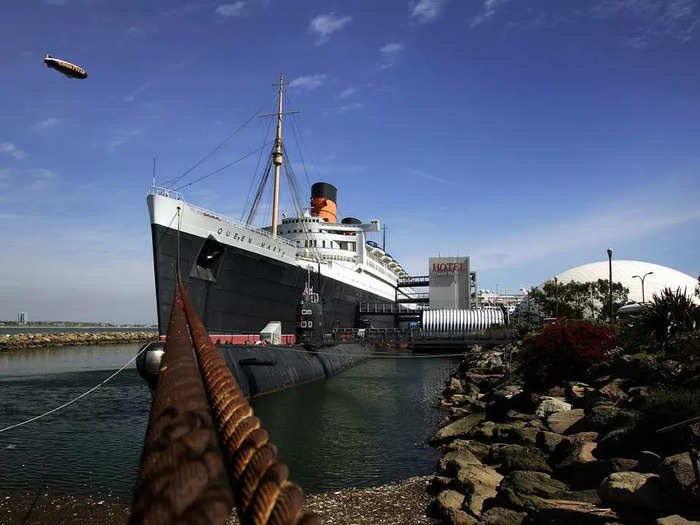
[180,284,321,525]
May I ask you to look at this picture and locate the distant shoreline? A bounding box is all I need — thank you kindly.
[0,331,157,351]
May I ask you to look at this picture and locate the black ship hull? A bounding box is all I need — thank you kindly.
[151,224,394,336]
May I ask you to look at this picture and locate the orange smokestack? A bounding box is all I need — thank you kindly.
[310,182,337,223]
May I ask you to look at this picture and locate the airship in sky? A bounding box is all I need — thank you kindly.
[43,53,87,79]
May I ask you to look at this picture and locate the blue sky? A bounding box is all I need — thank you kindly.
[1,0,699,323]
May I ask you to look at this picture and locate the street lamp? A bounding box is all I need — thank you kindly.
[607,248,614,323]
[554,276,559,318]
[631,271,654,303]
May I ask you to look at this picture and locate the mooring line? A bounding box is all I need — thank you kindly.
[0,344,149,434]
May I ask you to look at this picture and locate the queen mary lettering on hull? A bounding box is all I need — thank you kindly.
[148,76,410,342]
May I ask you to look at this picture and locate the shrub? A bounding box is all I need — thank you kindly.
[639,287,698,341]
[521,320,617,391]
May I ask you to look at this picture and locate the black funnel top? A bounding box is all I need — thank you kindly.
[311,182,337,202]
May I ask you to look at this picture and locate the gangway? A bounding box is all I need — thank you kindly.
[397,275,429,288]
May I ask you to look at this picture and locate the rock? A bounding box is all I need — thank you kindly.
[464,373,503,391]
[446,440,492,462]
[453,510,478,525]
[487,444,552,474]
[598,471,669,511]
[536,397,572,419]
[597,379,629,404]
[555,441,615,489]
[547,385,567,397]
[429,413,486,445]
[594,426,638,459]
[468,421,496,441]
[439,449,482,476]
[449,376,465,394]
[561,489,602,506]
[580,404,638,433]
[436,489,466,520]
[492,424,538,447]
[657,453,699,504]
[534,499,619,524]
[478,506,527,525]
[496,470,569,511]
[613,354,661,383]
[627,386,650,406]
[453,464,503,517]
[656,515,700,524]
[536,431,565,456]
[505,410,539,423]
[547,408,585,434]
[566,382,594,405]
[638,450,662,473]
[430,475,453,494]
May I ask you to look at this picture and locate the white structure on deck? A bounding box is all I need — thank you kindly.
[422,308,505,331]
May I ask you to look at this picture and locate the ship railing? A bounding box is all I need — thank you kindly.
[187,202,296,248]
[149,185,184,201]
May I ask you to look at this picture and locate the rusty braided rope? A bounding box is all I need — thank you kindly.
[130,285,234,525]
[180,284,321,525]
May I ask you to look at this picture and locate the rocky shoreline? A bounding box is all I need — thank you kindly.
[427,342,700,524]
[0,331,157,351]
[0,477,437,525]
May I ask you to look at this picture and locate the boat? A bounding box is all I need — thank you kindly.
[143,76,410,396]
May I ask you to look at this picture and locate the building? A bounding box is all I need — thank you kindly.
[428,256,477,309]
[17,312,28,325]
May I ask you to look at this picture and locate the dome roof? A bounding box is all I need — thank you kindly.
[552,260,698,304]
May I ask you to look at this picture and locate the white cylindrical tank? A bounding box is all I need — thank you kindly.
[421,308,504,331]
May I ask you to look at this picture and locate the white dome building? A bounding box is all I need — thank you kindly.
[552,260,698,304]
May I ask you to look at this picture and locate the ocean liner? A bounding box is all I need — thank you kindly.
[147,77,408,348]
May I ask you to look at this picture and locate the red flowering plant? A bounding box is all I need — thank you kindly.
[521,319,617,392]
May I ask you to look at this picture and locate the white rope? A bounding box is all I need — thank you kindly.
[0,344,149,433]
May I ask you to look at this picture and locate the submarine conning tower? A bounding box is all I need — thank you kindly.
[311,182,337,223]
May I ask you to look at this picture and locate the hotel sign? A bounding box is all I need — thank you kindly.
[429,256,470,310]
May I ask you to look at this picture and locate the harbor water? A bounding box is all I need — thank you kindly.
[0,344,458,498]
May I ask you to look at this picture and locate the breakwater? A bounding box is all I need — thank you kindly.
[0,331,156,351]
[428,339,700,524]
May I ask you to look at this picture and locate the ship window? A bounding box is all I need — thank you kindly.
[191,235,225,283]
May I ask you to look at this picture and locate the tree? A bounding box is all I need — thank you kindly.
[638,287,697,341]
[528,279,628,320]
[592,279,629,321]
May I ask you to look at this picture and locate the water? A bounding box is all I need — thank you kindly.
[0,345,457,498]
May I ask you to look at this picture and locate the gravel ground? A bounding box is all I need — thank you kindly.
[1,477,438,525]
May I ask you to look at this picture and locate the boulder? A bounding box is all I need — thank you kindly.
[566,382,594,406]
[436,489,466,520]
[657,453,699,505]
[449,376,465,394]
[594,426,638,459]
[613,354,661,383]
[536,431,565,456]
[439,449,483,476]
[598,471,669,511]
[446,439,491,462]
[547,408,585,434]
[492,424,538,447]
[496,470,569,512]
[656,515,700,525]
[534,499,619,524]
[464,373,503,391]
[454,464,503,517]
[580,403,638,433]
[429,413,486,445]
[535,397,572,419]
[487,444,552,474]
[478,506,527,525]
[597,379,629,404]
[468,421,497,441]
[505,410,539,423]
[555,441,615,489]
[430,475,453,494]
[638,450,662,473]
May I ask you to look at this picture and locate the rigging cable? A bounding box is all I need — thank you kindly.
[174,141,272,191]
[241,115,274,221]
[162,97,274,188]
[0,344,150,433]
[284,93,312,193]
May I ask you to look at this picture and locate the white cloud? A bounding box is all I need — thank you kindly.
[379,42,406,69]
[0,142,27,160]
[32,117,61,131]
[215,2,245,17]
[309,13,352,44]
[106,130,141,151]
[338,102,364,113]
[410,0,448,23]
[470,0,511,28]
[124,81,152,103]
[338,87,358,99]
[289,74,327,91]
[411,169,450,185]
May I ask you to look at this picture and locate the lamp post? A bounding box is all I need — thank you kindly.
[554,276,559,318]
[607,248,614,323]
[631,271,654,303]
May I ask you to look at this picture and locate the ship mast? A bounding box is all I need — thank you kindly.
[271,75,285,238]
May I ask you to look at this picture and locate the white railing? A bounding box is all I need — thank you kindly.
[149,185,183,201]
[150,185,295,248]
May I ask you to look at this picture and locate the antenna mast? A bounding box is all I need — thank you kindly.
[271,75,285,238]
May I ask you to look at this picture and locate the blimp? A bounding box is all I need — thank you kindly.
[43,53,87,79]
